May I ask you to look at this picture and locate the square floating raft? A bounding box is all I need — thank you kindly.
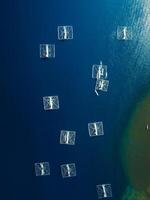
[57,26,73,40]
[60,130,76,145]
[60,163,76,178]
[96,184,112,199]
[40,44,55,58]
[35,162,50,176]
[43,96,59,110]
[95,79,109,92]
[92,63,108,80]
[88,121,104,137]
[117,26,132,40]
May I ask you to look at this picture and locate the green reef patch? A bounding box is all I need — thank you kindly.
[121,92,150,199]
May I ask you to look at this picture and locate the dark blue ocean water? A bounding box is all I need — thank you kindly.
[1,0,150,199]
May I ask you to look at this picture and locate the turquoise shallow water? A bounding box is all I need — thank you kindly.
[1,0,150,199]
